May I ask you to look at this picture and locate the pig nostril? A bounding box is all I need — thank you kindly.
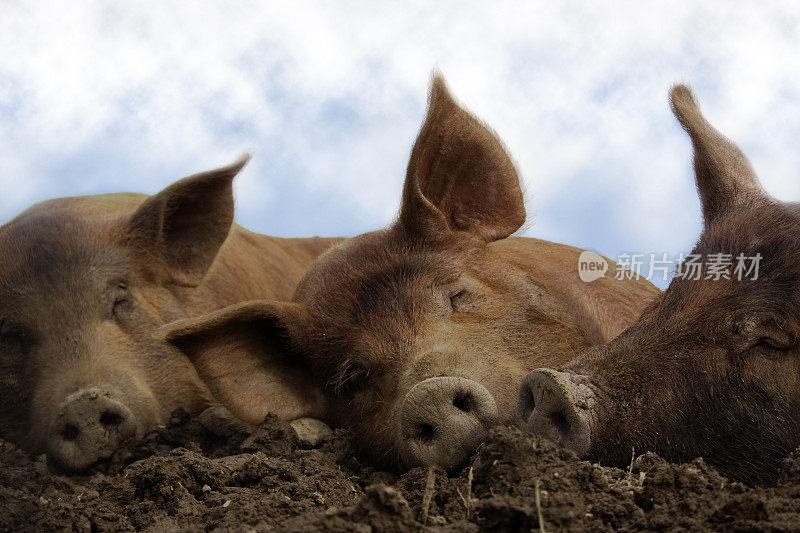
[452,392,474,413]
[417,423,435,442]
[550,411,570,436]
[518,382,536,420]
[62,423,80,442]
[99,411,123,430]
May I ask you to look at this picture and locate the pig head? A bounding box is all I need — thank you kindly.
[0,155,337,471]
[164,75,659,471]
[519,84,800,485]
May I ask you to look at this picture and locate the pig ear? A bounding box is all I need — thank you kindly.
[398,74,526,243]
[125,154,251,286]
[161,301,327,426]
[669,85,765,226]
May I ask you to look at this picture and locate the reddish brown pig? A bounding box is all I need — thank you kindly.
[0,156,339,471]
[163,76,659,470]
[519,84,800,485]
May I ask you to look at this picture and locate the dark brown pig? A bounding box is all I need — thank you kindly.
[519,84,800,485]
[163,76,659,471]
[0,155,339,471]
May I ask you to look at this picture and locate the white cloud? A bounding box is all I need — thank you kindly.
[1,1,800,284]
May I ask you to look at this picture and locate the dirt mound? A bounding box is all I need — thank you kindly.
[2,411,799,531]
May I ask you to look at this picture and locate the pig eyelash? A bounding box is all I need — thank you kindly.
[751,337,790,352]
[448,288,466,310]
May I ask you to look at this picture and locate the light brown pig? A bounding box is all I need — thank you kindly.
[0,155,340,471]
[164,76,659,470]
[519,84,800,485]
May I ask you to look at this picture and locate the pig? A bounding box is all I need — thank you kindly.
[0,155,340,471]
[518,84,800,485]
[162,75,659,470]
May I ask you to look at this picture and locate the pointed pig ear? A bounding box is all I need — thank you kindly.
[161,300,327,425]
[670,85,765,226]
[125,154,250,286]
[398,74,526,243]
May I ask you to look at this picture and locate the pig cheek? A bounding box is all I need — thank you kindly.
[738,351,800,426]
[599,348,723,462]
[338,386,405,464]
[0,365,32,447]
[576,359,671,463]
[142,350,216,422]
[91,323,162,431]
[741,350,800,393]
[115,290,211,420]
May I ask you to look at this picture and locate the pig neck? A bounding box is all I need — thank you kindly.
[180,226,342,316]
[494,236,660,344]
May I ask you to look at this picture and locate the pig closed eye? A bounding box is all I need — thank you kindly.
[449,289,466,311]
[112,297,128,314]
[750,337,791,353]
[753,337,787,350]
[111,282,134,316]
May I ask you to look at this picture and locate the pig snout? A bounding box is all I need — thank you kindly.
[47,388,138,471]
[518,368,594,456]
[399,377,498,469]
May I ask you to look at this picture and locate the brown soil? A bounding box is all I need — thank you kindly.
[2,410,799,532]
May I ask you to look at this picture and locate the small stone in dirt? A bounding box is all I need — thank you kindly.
[202,484,211,492]
[290,418,334,449]
[325,506,338,517]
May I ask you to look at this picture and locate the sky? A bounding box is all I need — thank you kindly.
[1,2,799,288]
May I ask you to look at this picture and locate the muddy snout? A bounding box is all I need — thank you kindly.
[400,377,498,470]
[47,388,138,471]
[518,369,594,456]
